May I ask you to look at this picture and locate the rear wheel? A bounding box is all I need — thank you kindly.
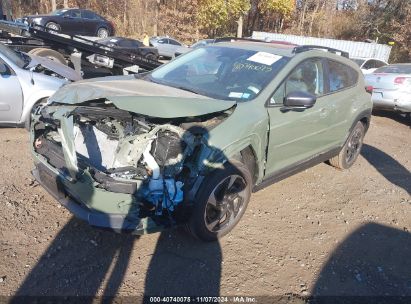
[97,27,109,38]
[329,121,365,170]
[28,48,67,65]
[187,160,252,242]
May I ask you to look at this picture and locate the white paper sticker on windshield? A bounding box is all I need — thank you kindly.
[110,39,118,42]
[247,52,282,66]
[229,92,243,98]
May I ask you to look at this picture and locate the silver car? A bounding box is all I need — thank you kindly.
[364,64,411,113]
[149,36,186,58]
[0,43,81,127]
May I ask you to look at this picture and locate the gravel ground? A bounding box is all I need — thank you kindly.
[0,112,410,300]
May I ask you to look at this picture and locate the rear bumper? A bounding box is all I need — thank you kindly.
[371,91,411,113]
[32,162,165,235]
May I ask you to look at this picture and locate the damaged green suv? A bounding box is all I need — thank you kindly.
[30,42,372,241]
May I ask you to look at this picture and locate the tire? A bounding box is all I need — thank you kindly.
[187,159,252,242]
[28,48,67,65]
[45,22,61,34]
[145,53,158,61]
[97,27,109,38]
[329,121,365,170]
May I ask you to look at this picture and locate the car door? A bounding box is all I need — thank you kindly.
[264,58,335,176]
[61,9,83,35]
[81,10,99,36]
[0,59,23,124]
[168,39,182,57]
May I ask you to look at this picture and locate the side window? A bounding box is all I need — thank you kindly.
[328,60,358,92]
[118,39,134,47]
[82,10,96,20]
[375,60,386,68]
[270,59,324,104]
[69,10,81,18]
[0,59,11,75]
[169,39,181,46]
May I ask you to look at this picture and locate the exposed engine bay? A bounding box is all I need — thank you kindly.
[32,100,232,226]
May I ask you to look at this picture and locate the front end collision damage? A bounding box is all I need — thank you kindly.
[31,98,238,234]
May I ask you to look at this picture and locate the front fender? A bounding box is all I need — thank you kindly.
[200,101,269,183]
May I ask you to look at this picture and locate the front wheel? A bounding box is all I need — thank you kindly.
[187,160,252,242]
[45,22,61,34]
[329,121,365,170]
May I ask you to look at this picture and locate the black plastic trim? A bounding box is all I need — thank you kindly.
[253,147,341,192]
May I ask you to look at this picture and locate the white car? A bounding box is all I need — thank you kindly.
[352,58,388,74]
[0,43,81,127]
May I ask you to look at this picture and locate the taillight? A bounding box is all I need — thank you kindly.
[394,77,407,84]
[365,86,373,93]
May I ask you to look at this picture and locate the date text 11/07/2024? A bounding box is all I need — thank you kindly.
[148,296,257,303]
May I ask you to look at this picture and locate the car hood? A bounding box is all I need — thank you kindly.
[49,75,236,118]
[24,14,50,20]
[27,54,82,81]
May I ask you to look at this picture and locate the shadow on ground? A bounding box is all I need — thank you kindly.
[11,218,222,301]
[361,144,411,195]
[372,110,411,128]
[312,223,411,297]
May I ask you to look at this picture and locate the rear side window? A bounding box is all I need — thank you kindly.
[82,10,97,20]
[328,60,358,92]
[169,39,181,46]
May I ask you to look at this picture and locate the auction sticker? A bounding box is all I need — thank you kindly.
[247,52,282,66]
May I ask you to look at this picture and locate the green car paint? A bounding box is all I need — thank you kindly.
[30,42,372,235]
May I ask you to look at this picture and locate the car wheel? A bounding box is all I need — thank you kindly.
[97,27,109,38]
[145,53,157,61]
[45,22,61,34]
[28,48,67,65]
[187,159,252,242]
[329,121,365,170]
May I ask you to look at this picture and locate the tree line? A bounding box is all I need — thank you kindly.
[10,0,411,62]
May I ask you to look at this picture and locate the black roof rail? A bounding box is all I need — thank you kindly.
[293,45,349,58]
[214,37,265,43]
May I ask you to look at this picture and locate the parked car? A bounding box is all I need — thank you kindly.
[149,36,186,58]
[97,37,159,61]
[174,39,216,57]
[0,43,81,127]
[352,58,387,74]
[30,42,372,241]
[23,8,115,38]
[364,64,411,113]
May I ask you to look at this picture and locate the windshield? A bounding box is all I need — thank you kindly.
[374,65,411,74]
[50,9,68,16]
[352,59,365,66]
[0,44,30,68]
[149,46,289,101]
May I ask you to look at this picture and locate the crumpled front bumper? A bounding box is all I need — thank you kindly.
[32,161,165,235]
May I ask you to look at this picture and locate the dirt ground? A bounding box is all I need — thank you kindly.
[0,112,410,300]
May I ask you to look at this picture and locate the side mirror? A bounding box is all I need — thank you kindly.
[284,91,317,108]
[0,63,8,74]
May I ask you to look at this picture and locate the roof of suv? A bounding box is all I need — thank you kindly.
[213,41,351,60]
[215,41,296,57]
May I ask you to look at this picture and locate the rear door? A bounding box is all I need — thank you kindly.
[0,59,23,124]
[61,9,83,35]
[81,10,100,36]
